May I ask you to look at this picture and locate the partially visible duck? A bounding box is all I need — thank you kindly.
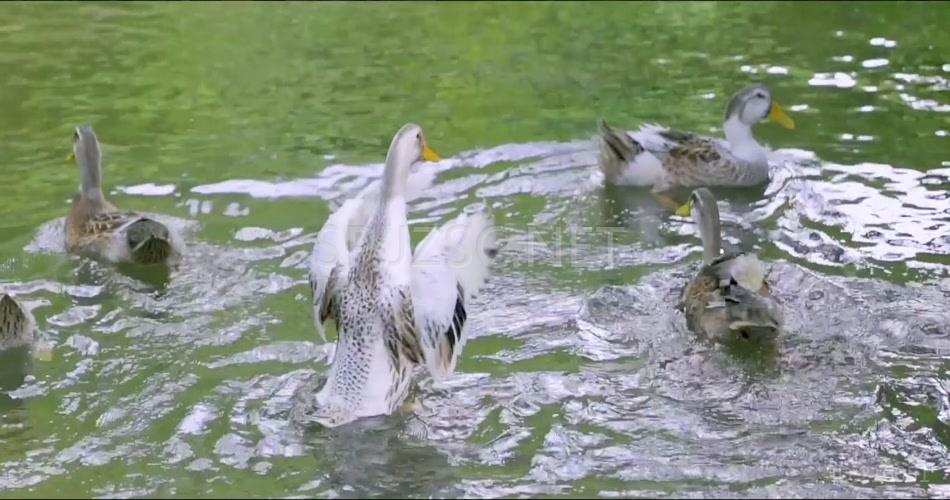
[0,293,35,351]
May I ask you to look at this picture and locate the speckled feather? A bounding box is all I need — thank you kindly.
[316,212,421,425]
[0,294,35,349]
[680,252,778,341]
[309,124,495,427]
[597,84,791,190]
[653,130,766,188]
[313,208,495,426]
[598,122,768,190]
[66,125,181,266]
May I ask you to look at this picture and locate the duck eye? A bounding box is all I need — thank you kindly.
[73,130,79,141]
[755,92,766,99]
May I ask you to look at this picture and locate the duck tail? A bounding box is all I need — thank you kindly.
[126,218,173,264]
[722,286,784,338]
[597,119,645,183]
[598,119,643,163]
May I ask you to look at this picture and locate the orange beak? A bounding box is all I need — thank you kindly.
[422,142,441,162]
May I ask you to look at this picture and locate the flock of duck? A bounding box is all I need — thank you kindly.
[0,83,795,428]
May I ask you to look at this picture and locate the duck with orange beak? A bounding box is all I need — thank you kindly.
[304,123,498,427]
[596,84,795,210]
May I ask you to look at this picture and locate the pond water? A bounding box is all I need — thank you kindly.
[1,2,949,497]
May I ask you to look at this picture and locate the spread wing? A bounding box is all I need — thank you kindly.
[318,262,347,330]
[407,209,497,379]
[308,198,364,343]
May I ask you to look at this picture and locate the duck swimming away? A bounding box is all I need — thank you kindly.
[306,123,498,427]
[676,188,783,342]
[66,125,184,267]
[597,84,795,208]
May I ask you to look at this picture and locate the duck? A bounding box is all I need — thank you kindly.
[676,188,783,342]
[65,125,183,266]
[597,84,795,208]
[306,123,497,427]
[0,293,36,351]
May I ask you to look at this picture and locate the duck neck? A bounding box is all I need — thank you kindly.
[696,208,722,266]
[723,116,766,164]
[362,157,410,280]
[79,159,106,202]
[374,155,409,229]
[380,159,407,204]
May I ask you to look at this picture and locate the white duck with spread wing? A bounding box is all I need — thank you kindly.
[307,123,497,427]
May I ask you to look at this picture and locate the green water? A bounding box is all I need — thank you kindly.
[1,1,949,497]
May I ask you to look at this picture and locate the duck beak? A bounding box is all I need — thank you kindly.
[422,143,441,162]
[66,150,75,162]
[674,201,691,217]
[768,102,796,129]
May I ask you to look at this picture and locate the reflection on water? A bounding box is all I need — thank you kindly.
[1,1,950,498]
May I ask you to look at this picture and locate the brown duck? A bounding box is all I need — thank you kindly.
[65,125,182,266]
[597,84,795,209]
[676,188,783,341]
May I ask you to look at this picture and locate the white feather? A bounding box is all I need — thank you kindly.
[631,123,676,150]
[613,150,666,187]
[600,123,671,187]
[308,168,437,342]
[730,254,766,291]
[308,199,359,342]
[411,208,496,379]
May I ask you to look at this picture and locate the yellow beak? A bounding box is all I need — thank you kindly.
[422,143,441,162]
[66,151,75,162]
[768,102,795,129]
[674,201,692,217]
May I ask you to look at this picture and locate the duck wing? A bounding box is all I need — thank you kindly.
[403,208,497,379]
[309,199,363,343]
